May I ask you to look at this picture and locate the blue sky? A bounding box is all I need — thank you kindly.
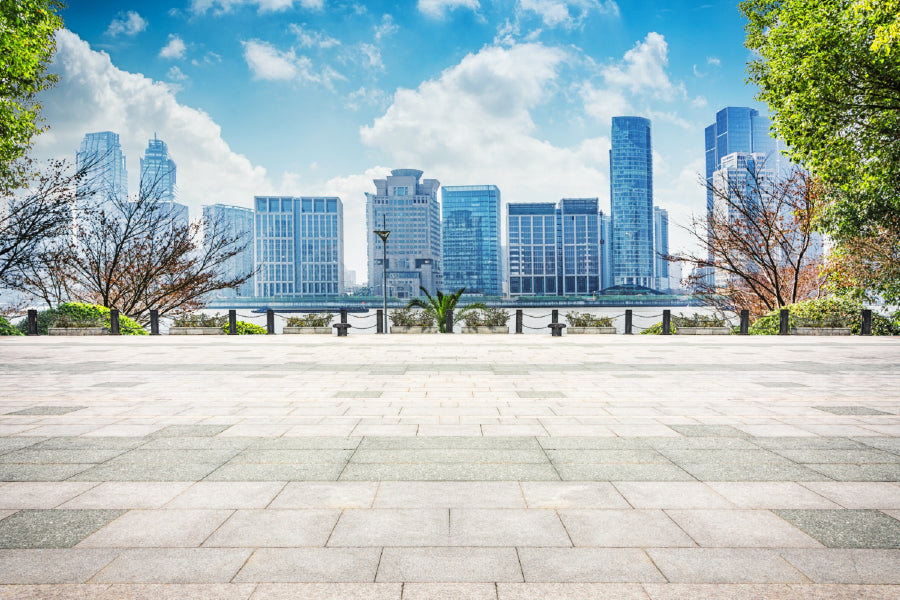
[37,0,768,280]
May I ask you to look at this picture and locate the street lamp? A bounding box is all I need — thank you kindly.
[373,214,390,334]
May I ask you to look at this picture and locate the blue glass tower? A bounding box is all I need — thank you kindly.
[76,131,127,207]
[558,198,600,295]
[609,116,655,289]
[140,134,176,203]
[653,207,669,291]
[203,203,255,298]
[598,211,613,290]
[254,196,344,297]
[441,185,501,296]
[507,203,557,296]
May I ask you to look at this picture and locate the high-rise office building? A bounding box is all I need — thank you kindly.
[140,134,176,202]
[203,204,255,298]
[653,207,669,291]
[507,203,557,296]
[76,131,127,207]
[441,185,501,296]
[559,198,600,295]
[366,169,441,298]
[598,211,613,291]
[254,196,343,297]
[609,116,655,289]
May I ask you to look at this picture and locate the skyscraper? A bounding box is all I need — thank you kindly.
[366,169,441,298]
[140,134,176,202]
[441,185,501,296]
[559,198,600,295]
[254,196,344,297]
[76,131,127,207]
[203,204,255,298]
[507,203,557,296]
[609,116,655,289]
[653,207,669,291]
[598,211,613,291]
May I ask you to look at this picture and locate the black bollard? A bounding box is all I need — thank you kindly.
[861,309,872,336]
[551,309,559,324]
[27,309,38,336]
[229,310,237,335]
[662,310,671,335]
[109,309,121,335]
[266,310,275,335]
[445,309,454,333]
[740,309,749,335]
[779,308,790,335]
[625,310,633,335]
[376,309,384,334]
[341,308,348,325]
[150,310,160,335]
[515,309,523,334]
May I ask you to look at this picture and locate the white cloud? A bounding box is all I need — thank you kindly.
[602,32,682,99]
[242,40,299,80]
[191,0,322,14]
[34,30,273,221]
[519,0,618,29]
[707,56,721,66]
[374,14,398,41]
[159,35,187,60]
[289,23,340,49]
[359,43,383,70]
[691,95,708,108]
[580,83,630,125]
[418,0,480,19]
[106,11,148,37]
[345,86,389,111]
[167,66,189,81]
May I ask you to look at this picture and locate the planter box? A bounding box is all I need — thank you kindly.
[169,327,223,335]
[390,326,438,334]
[568,327,617,334]
[793,327,852,336]
[676,326,732,335]
[283,327,332,334]
[48,327,108,336]
[461,326,510,334]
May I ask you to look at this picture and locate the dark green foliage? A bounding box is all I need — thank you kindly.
[389,308,436,327]
[172,313,227,328]
[0,315,22,335]
[639,321,677,335]
[406,287,486,333]
[671,313,726,327]
[222,321,266,335]
[285,313,333,327]
[15,302,146,335]
[460,306,510,327]
[565,312,613,327]
[749,297,899,335]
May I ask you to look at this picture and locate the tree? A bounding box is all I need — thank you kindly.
[0,0,64,192]
[406,287,486,333]
[675,164,826,316]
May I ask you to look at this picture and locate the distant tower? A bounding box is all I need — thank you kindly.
[140,134,177,202]
[558,198,600,295]
[76,131,127,206]
[598,210,613,290]
[609,116,655,288]
[441,185,501,296]
[366,169,442,298]
[507,203,558,296]
[653,207,669,291]
[202,204,255,298]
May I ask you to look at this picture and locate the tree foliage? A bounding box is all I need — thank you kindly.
[406,287,486,333]
[0,0,64,191]
[14,302,147,335]
[748,297,899,335]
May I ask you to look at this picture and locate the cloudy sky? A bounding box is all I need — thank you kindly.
[36,0,768,281]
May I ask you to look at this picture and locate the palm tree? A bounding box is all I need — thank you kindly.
[406,287,486,333]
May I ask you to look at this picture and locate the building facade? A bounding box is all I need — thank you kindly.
[366,169,441,299]
[598,211,613,291]
[653,206,669,291]
[76,131,128,207]
[441,185,501,296]
[507,203,557,296]
[254,196,343,297]
[140,134,176,202]
[203,204,255,298]
[609,116,655,288]
[559,198,600,295]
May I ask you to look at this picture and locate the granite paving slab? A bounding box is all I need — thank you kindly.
[92,548,252,583]
[775,509,900,548]
[7,407,88,416]
[516,548,665,583]
[0,549,121,584]
[150,425,231,437]
[77,509,232,548]
[268,481,376,509]
[0,510,125,548]
[778,549,900,584]
[376,547,523,582]
[203,509,339,547]
[0,482,99,509]
[560,509,695,547]
[645,548,807,583]
[800,482,900,509]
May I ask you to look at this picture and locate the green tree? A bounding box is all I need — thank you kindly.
[405,287,486,333]
[0,0,64,192]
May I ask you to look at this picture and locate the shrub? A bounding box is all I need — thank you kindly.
[222,321,267,335]
[671,312,726,327]
[565,312,613,327]
[0,316,23,336]
[639,321,677,335]
[460,307,510,327]
[285,313,333,327]
[52,315,102,328]
[173,313,228,328]
[16,303,147,335]
[749,297,898,335]
[389,308,436,327]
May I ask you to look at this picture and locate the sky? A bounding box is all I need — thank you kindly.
[34,0,770,283]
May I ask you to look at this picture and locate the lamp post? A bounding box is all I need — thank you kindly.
[374,214,390,334]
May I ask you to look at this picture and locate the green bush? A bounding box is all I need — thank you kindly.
[173,313,227,328]
[460,306,510,327]
[15,303,146,335]
[389,308,435,327]
[222,321,267,335]
[639,321,677,335]
[0,316,23,336]
[749,297,899,335]
[565,311,613,327]
[285,313,333,327]
[671,312,726,327]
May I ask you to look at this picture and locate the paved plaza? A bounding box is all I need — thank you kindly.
[0,334,899,599]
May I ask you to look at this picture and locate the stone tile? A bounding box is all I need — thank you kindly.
[770,448,900,463]
[246,437,361,449]
[667,425,750,437]
[402,583,497,600]
[96,583,257,599]
[517,548,665,583]
[141,437,254,450]
[786,584,900,599]
[666,509,822,548]
[339,463,559,481]
[645,437,758,450]
[327,509,449,546]
[93,548,251,583]
[613,482,733,509]
[205,463,343,481]
[645,548,807,583]
[167,482,286,509]
[555,463,693,481]
[801,482,900,509]
[69,463,221,482]
[204,509,339,547]
[375,482,525,508]
[450,509,571,546]
[83,425,165,437]
[105,449,240,465]
[150,425,231,437]
[774,509,900,548]
[0,482,98,509]
[497,583,650,599]
[7,407,88,416]
[268,481,376,509]
[235,548,381,582]
[0,439,43,454]
[376,547,522,582]
[0,448,128,464]
[677,462,826,482]
[352,449,546,464]
[707,482,840,509]
[0,549,120,583]
[0,584,112,599]
[250,582,401,599]
[32,437,146,450]
[520,482,629,509]
[657,449,787,464]
[538,438,651,450]
[77,509,231,548]
[229,449,354,464]
[641,583,797,599]
[359,437,541,450]
[545,449,670,464]
[806,464,900,481]
[780,549,900,584]
[813,406,892,416]
[0,510,124,548]
[60,483,192,509]
[751,437,871,451]
[0,464,94,482]
[559,510,695,547]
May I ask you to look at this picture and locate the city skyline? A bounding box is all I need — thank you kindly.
[33,1,772,281]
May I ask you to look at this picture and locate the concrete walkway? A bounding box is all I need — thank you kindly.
[0,335,898,599]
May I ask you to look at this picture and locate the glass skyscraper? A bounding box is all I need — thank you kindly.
[559,198,600,295]
[609,116,655,289]
[76,131,127,207]
[254,196,343,297]
[366,169,442,298]
[441,185,501,296]
[653,207,669,291]
[508,203,557,296]
[203,203,255,298]
[140,134,176,203]
[598,211,613,291]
